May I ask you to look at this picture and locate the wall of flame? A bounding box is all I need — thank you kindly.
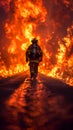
[0,0,73,86]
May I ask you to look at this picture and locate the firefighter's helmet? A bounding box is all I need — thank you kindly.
[31,38,38,44]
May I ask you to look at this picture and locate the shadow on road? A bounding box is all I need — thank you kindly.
[40,74,73,103]
[0,73,27,103]
[0,73,73,130]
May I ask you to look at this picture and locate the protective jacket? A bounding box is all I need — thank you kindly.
[26,43,43,63]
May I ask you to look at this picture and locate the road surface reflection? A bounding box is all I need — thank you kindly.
[0,77,73,130]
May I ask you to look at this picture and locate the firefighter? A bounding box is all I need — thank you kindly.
[26,38,43,79]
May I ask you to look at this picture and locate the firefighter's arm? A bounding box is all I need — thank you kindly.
[26,51,28,62]
[39,48,43,62]
[26,47,31,62]
[26,49,29,62]
[39,55,42,62]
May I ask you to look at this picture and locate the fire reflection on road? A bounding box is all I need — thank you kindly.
[4,79,73,130]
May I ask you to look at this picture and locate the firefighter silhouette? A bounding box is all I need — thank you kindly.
[26,38,43,79]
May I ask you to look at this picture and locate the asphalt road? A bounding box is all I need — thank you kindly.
[0,73,73,130]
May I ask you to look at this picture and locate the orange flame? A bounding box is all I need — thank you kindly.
[0,0,73,86]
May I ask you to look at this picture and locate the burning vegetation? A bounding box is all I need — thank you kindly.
[0,0,73,86]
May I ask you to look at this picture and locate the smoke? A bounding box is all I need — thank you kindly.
[41,0,73,36]
[41,0,73,63]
